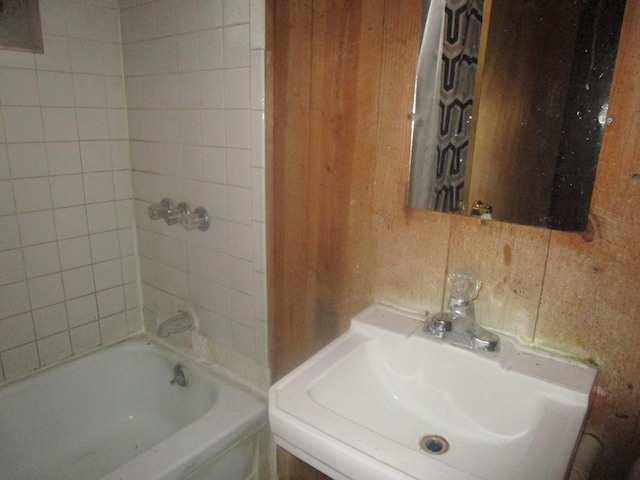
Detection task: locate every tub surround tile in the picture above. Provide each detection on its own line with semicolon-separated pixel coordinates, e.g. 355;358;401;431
96;286;126;318
0;313;35;351
37;331;72;366
0;0;267;392
59;236;92;270
23;242;61;279
18;211;57;246
80;141;113;172
62;266;96;300
70;322;102;354
29;273;65;310
0;282;31;320
1;343;39;380
0;68;40;105
93;258;124;291
99;311;131;344
3;107;44;143
35;35;72;72
50;175;86;208
13;178;52;213
231;321;256;359
198;29;224;70
123;0;268;393
90;231;121;263
0;250;26;285
227;186;252;224
86;202;118;233
47;142;83;175
32;303;68;338
38;71;77;107
176;0;199;34
0;181;14;215
42;107;79;141
7;143;48;178
67;294;99;329
0;1;140;381
54;206;89;240
0;216;21;251
0;148;10;179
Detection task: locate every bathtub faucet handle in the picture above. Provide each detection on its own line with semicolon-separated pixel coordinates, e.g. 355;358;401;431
178;203;210;232
148;198;174;221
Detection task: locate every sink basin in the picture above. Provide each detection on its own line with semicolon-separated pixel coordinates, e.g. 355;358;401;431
269;304;597;480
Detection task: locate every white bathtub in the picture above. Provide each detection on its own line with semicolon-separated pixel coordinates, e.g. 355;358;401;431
0;336;268;480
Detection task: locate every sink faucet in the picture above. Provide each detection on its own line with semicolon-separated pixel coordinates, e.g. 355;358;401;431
425;269;500;352
157;310;196;338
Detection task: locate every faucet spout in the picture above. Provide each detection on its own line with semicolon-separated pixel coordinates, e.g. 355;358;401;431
157;310;195;338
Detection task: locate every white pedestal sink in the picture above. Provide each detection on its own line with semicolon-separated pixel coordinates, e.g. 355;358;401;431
269;304;597;480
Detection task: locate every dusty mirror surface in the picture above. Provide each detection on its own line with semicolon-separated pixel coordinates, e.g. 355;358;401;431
407;0;625;231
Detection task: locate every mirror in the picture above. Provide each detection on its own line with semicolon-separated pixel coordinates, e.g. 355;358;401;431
407;0;626;231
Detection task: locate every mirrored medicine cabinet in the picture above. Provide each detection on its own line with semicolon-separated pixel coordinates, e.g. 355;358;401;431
407;0;626;231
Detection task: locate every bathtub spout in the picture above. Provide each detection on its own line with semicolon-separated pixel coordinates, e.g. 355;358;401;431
157;310;195;338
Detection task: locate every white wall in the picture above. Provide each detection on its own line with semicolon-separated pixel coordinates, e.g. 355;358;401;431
0;0;140;382
120;0;269;389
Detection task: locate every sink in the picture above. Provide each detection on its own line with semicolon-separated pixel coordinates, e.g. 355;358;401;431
269;304;597;480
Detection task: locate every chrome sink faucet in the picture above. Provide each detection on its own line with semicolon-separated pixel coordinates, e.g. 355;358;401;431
157;310;196;338
425;269;500;352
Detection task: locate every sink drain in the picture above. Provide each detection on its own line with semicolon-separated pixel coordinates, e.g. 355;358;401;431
419;435;449;455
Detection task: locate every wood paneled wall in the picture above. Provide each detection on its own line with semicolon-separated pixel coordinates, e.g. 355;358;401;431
267;0;640;478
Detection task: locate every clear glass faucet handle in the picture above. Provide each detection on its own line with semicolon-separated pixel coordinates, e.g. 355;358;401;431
447;268;482;301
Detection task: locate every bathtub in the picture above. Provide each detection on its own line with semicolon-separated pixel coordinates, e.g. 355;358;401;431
0;336;268;480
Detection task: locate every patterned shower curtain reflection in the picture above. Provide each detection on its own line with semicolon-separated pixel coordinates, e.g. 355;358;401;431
408;0;483;212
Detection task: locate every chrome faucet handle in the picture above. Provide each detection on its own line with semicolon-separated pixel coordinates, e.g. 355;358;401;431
164;202;189;225
148;198;174;220
448;268;482;302
426;312;452;339
180;205;211;232
472;328;500;352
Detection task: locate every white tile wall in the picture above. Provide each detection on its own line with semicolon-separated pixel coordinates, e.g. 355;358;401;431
0;0;140;382
121;0;268;376
0;0;267;389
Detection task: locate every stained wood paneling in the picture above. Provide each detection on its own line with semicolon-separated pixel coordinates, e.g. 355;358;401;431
371;1;451;315
447;217;550;343
267;0;640;478
268;0;386;382
535;0;640;475
268;0;316;381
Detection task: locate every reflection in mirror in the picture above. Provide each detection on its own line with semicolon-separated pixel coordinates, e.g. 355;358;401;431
408;0;626;231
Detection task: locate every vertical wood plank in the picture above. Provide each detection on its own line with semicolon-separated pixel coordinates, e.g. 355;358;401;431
371;0;451;315
269;0;386;383
305;0;384;345
268;0;315;381
535;0;640;475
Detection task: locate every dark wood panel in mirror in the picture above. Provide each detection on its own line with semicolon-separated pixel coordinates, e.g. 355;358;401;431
408;0;625;231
